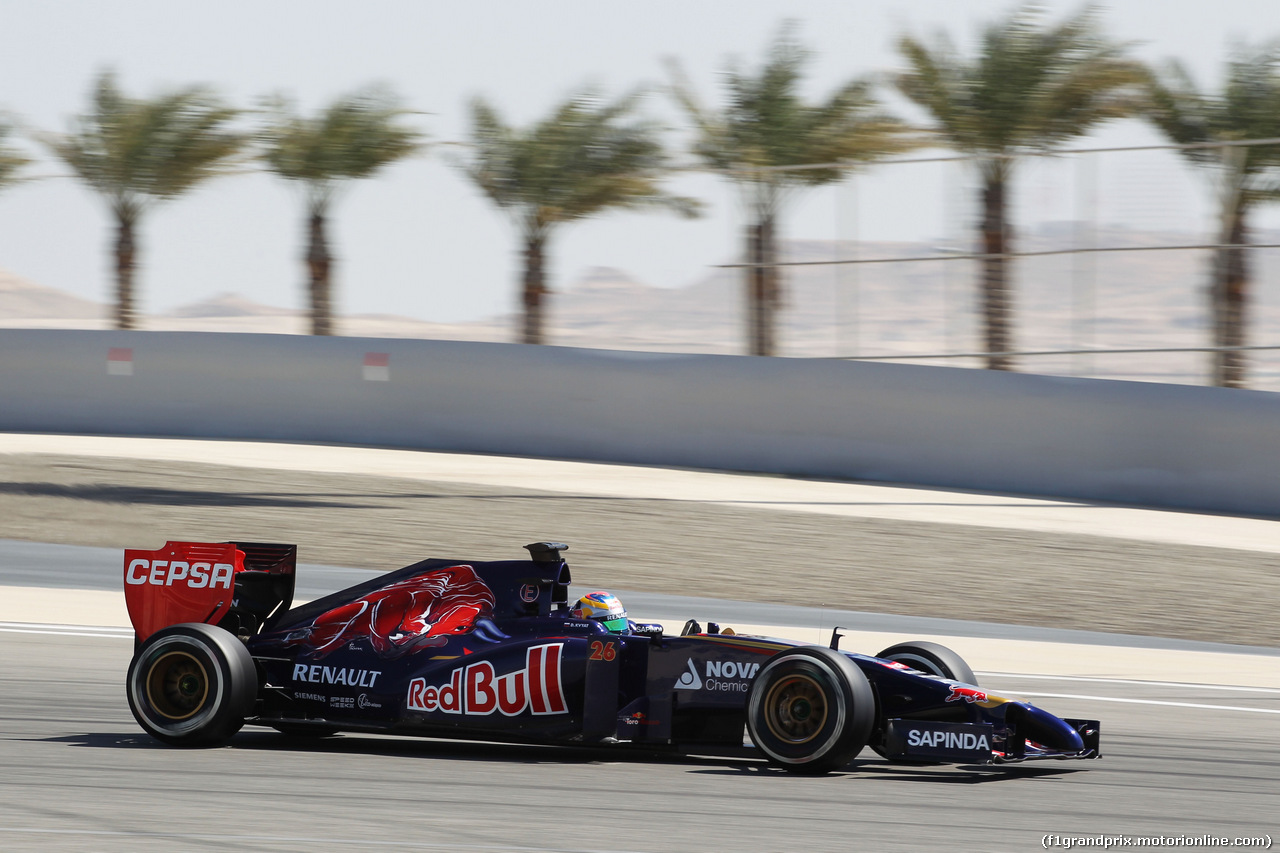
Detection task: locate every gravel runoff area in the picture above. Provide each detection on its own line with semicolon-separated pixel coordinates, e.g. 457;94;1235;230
0;450;1277;648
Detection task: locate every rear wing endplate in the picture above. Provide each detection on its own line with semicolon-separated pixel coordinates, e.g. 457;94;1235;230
124;541;297;642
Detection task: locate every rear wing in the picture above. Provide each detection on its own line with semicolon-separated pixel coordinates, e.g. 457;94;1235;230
124;541;297;642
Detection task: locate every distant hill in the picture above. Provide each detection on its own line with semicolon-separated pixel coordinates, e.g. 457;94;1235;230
166;292;296;319
0;269;102;320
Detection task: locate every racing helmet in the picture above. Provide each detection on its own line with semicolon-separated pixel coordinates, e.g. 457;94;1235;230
572;591;628;633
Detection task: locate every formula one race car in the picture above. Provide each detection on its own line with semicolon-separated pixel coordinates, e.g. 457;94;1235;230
123;541;1100;774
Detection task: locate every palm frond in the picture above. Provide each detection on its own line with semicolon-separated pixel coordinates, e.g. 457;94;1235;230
260;85;426;214
44;70;246;222
0;119;31;191
460;89;697;241
1148;41;1280;177
671;21;912;210
897;6;1144;158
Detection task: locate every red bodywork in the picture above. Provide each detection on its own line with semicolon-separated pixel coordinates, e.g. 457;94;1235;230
123;542;245;641
284;564;496;658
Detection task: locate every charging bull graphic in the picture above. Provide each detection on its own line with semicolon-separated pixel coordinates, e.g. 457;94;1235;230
284;564;506;659
945;685;989;704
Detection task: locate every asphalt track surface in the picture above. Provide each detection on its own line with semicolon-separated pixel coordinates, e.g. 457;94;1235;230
2;625;1278;853
1;437;1278;851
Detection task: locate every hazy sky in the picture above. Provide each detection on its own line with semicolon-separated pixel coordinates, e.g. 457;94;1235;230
1;0;1277;323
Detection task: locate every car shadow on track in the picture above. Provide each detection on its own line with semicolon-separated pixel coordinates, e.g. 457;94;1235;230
686;762;1087;782
0;481;378;509
36;728;762;772
237;730;784;773
842;763;1088;783
40;731;1091;782
36;732;173;750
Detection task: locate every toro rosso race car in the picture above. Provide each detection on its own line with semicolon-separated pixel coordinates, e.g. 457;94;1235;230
123;541;1100;774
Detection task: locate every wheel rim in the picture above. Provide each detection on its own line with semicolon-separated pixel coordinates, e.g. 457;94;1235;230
762;673;828;744
145;651;210;720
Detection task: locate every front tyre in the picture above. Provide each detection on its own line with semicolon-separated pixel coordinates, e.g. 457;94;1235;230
875;641;976;685
126;623;258;747
746;646;875;775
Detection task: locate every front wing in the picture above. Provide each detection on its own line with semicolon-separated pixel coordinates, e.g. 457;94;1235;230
879;717;1101;764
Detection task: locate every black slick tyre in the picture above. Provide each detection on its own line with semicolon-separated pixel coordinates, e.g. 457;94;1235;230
875;641;977;685
872;641;976;763
746;646;875;775
126;622;258;747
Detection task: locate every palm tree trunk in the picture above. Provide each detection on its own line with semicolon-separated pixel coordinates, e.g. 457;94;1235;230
980;173;1014;371
746;215;780;356
1211;201;1249;388
522;234;548;345
306;210;333;336
114;216;137;331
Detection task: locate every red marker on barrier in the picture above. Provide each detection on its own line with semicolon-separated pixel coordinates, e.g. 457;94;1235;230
107;347;133;376
363;352;390;381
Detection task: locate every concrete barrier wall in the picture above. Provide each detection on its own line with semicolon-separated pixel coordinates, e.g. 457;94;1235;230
2;329;1278;516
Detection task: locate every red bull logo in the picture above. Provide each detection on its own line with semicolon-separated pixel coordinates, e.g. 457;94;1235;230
945;685;989;704
406;643;567;716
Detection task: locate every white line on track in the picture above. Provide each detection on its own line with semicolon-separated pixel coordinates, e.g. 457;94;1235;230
0;827;637;852
1009;690;1280;714
977;671;1280;695
0;622;132;639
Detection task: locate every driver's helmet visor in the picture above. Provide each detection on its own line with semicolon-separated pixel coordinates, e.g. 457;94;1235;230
601;616;628;633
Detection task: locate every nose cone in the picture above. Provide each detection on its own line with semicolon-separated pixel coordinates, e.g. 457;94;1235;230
1010;703;1085;752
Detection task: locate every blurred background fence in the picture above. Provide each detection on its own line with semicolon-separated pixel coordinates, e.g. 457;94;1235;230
714;138;1280;391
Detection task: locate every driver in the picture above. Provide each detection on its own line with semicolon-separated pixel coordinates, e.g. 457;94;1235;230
572;591;662;638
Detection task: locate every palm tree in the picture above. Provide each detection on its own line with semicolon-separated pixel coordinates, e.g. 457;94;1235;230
668;24;912;357
1147;43;1280;388
44;71;244;330
260;86;424;336
459;90;697;345
897;7;1146;370
0;118;29;193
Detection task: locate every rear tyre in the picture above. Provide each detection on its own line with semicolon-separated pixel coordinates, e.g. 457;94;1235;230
875;641;976;685
126;623;257;747
746;646;875;775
